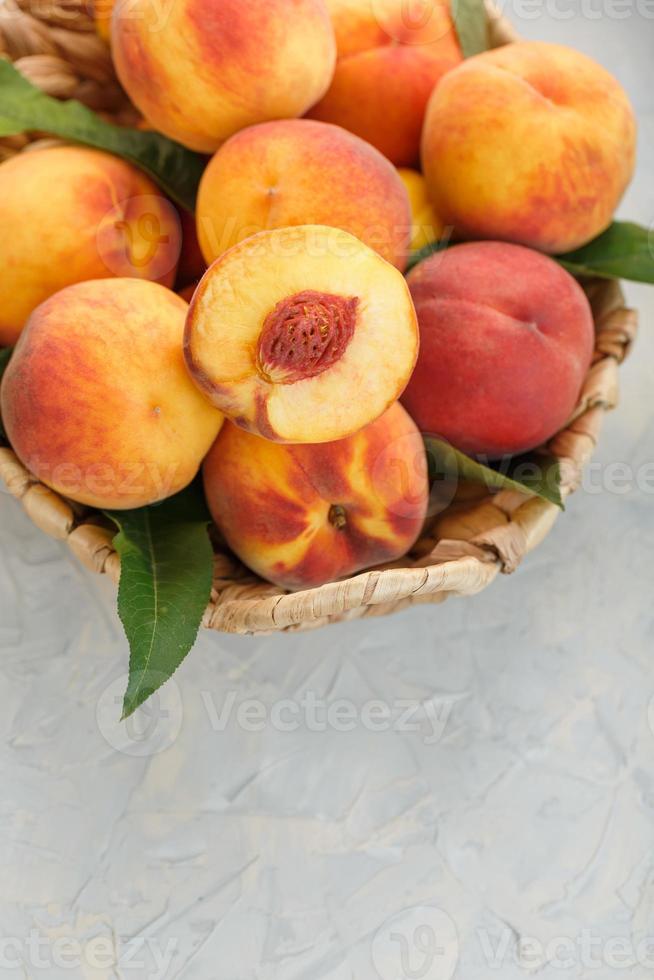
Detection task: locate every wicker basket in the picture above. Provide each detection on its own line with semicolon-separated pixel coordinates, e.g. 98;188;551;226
0;0;638;634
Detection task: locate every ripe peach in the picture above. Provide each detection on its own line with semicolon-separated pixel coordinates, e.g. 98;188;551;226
397;168;444;252
196;119;411;270
203;404;428;591
422;42;637;253
0;146;181;347
307;0;461;166
185;225;419;444
402;242;595;457
1;279;223;510
111;0;336;153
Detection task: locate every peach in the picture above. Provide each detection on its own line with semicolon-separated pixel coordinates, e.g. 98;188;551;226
196;119;411;270
421;41;637;253
111;0;336;153
185;225;419;444
307;0;461;166
0;146;181;347
402;242;595;457
397;168;444;252
203;403;428;591
1;279;223;509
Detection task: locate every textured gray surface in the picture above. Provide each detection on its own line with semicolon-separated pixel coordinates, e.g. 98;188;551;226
1;10;653;979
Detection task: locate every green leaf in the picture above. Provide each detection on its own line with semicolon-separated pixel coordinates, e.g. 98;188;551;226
406;238;451;274
0;60;205;211
0;117;25;137
425;437;564;509
452;0;489;58
408;221;654;286
0;346;14;441
557;221;654;284
106;481;214;719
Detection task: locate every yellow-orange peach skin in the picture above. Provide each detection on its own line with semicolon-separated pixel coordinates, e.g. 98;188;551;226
0;146;181;347
1;279;223;509
112;0;336;152
196;119;411;269
421;41;637;253
184;225;419;444
203;404;429;591
397;168;444;251
308;0;461;166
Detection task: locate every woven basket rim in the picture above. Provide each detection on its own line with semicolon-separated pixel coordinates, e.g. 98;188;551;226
0;2;639;634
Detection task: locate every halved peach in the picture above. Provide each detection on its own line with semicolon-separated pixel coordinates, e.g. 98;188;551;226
184;225;419;443
203;403;429;591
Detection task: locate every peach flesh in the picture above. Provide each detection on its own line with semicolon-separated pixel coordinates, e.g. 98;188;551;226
184;225;419;444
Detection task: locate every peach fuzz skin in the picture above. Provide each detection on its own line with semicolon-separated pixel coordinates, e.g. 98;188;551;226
421;41;637;254
1;279;224;510
402;242;595;458
0;146;181;347
307;0;461;166
184;225;419;445
196;119;411;270
111;0;336;152
203;404;429;591
397;168;444;251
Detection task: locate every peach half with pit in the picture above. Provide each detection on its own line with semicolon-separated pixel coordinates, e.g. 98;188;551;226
184;226;419;443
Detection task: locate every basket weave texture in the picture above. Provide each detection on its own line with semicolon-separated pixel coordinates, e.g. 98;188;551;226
0;1;638;633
